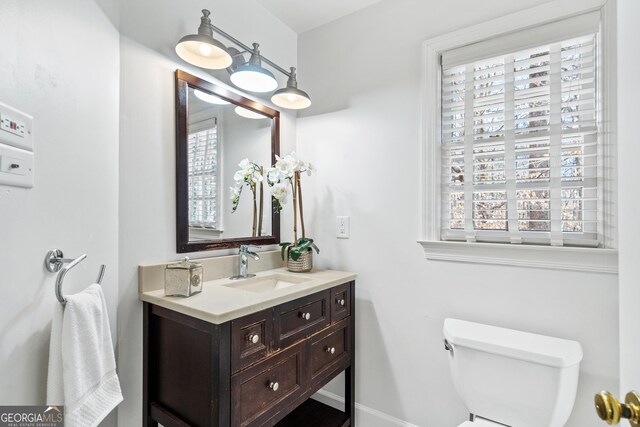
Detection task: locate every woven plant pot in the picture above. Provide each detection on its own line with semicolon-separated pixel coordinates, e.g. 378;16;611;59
287;249;313;273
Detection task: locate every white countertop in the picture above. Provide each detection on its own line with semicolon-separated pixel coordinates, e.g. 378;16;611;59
139;268;356;324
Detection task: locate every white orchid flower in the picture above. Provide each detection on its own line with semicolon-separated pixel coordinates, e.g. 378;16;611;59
251;170;264;184
302;161;314;176
274;152;299;178
238;158;251;170
233;170;246;183
230;185;241;200
267;167;281;184
271;183;289;204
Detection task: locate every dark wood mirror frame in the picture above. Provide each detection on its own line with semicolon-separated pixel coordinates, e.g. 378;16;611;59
175;69;281;253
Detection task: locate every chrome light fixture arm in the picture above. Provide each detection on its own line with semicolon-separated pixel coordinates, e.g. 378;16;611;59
208;22;292;78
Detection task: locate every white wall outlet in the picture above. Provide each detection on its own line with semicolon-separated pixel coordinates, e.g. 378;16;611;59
337;216;350;239
0;102;34;152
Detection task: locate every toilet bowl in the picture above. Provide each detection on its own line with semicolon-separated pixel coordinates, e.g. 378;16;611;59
444;318;583;427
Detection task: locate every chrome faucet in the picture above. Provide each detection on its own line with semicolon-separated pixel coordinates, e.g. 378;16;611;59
230;245;260;280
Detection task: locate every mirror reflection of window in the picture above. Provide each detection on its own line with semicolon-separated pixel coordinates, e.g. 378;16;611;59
188;117;219;230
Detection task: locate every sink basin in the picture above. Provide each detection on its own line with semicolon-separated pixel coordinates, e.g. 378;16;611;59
223;273;311;293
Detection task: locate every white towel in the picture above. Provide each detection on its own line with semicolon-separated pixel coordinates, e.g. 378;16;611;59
47;284;123;427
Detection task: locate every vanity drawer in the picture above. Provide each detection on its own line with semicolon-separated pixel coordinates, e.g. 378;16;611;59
309;319;350;387
231;343;306;427
330;282;351;323
273;291;330;349
231;309;273;373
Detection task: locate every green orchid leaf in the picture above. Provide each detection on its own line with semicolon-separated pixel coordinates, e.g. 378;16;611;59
297;240;311;251
290;249;302;261
280;242;292;260
310;242;320;254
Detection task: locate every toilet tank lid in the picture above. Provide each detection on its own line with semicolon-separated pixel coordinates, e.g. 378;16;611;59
443;318;583;368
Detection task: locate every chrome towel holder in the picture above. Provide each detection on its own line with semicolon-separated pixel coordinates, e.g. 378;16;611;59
45;248;106;305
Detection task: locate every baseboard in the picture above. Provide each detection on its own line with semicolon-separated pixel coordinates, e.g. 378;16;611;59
312;390;420;427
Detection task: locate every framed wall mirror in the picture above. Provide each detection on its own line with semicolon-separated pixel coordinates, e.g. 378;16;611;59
175;70;280;252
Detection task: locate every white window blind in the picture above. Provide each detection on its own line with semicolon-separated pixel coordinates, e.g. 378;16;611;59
188;117;219;229
440;12;602;247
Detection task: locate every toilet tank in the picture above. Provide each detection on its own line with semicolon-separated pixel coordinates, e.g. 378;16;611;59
443;319;583;427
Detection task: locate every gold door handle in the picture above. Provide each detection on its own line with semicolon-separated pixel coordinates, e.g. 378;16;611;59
594;390;640;425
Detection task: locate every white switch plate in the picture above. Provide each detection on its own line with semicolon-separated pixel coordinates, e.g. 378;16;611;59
337;216;350;239
0;102;33;152
0;144;33;188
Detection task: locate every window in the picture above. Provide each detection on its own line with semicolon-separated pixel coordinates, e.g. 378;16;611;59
188;117;219;229
440;12;602;247
420;3;618;273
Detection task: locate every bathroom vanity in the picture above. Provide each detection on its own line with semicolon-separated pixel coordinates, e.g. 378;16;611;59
139;254;355;427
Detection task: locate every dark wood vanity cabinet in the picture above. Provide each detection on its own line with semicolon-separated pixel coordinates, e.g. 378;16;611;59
143;281;355;427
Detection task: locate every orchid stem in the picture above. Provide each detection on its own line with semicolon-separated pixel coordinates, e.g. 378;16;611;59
258;167;264;237
252;185;257;238
292;175;298;245
297;172;305;240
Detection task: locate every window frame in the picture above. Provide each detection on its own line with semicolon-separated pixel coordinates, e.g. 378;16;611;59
418;0;617;273
187;110;223;234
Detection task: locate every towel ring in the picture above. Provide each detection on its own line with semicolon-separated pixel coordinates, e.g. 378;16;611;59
45;249;106;305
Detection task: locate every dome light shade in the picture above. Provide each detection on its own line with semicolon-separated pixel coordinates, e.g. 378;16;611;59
235;106;267;120
230;43;278;93
271;67;312;109
194;89;230;105
175;10;232;69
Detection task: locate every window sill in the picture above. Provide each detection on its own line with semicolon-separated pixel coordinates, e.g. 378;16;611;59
417;240;618;274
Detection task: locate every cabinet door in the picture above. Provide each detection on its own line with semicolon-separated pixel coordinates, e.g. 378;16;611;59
231;343;306;427
273;291;330;349
231;309;273;373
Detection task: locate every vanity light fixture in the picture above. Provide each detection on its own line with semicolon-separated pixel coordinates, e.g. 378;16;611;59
193;89;230;105
176;9;312;109
175;10;232;69
234;106;267;120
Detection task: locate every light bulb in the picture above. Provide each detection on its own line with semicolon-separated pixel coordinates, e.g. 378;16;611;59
199;43;213;56
287;94;297;102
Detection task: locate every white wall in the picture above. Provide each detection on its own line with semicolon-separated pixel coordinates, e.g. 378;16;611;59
116;1;297;424
617;0;640;396
0;0;120;425
297;0;619;425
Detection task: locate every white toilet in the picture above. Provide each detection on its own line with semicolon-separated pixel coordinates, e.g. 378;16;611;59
443;318;583;427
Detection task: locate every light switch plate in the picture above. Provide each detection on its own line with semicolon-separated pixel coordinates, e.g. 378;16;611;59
0;144;33;188
337;216;350;239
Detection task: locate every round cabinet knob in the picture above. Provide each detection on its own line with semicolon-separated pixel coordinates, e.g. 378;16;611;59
268;381;279;392
337;298;345;307
247;334;260;344
325;346;336;355
594;390;640;426
300;312;311;321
